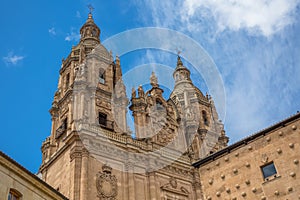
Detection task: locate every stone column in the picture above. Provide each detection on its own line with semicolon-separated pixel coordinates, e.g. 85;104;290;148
80;93;85;120
70;147;82;200
148;171;157;200
192;169;203;200
80;149;89;200
126;161;135;199
90;94;96;124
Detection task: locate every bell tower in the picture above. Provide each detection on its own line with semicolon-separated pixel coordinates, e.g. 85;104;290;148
40;12;103;164
39;12;128;200
170;56;229;160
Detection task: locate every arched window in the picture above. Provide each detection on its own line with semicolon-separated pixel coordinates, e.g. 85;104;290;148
99;69;105;84
65;73;70;88
202;110;209;126
8;188;22;200
156;100;164;110
63;117;68;131
92;29;97;37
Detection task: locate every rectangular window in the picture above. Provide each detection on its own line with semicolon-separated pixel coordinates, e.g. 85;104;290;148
99;112;107;126
156;100;164;110
8;189;21;200
63;118;68;130
55;117;68;139
66;73;70;87
261;162;277;180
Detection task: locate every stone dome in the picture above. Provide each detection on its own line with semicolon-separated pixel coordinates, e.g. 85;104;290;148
87;44;112;62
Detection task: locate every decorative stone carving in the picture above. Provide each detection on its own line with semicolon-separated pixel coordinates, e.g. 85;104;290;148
160;177;189;198
277;148;282;154
290;172;296;177
96;164;118;200
245;162;251;167
169;177;177;188
261;154;269;163
245;180;250;185
226;187;231;193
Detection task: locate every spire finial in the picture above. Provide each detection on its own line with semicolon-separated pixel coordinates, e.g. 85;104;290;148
177;55;183;66
176;49;181;56
175;48;183;66
150;71;158;87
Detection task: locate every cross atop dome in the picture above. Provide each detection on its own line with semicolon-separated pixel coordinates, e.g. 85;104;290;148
79;7;101;44
88;4;94;14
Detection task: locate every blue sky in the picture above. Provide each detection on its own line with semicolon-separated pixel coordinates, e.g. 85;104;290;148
0;0;299;173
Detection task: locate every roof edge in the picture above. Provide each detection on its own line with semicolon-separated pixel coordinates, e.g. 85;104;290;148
0;151;69;200
192;111;300;168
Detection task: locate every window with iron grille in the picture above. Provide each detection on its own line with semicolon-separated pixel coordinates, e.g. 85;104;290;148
261;162;277;180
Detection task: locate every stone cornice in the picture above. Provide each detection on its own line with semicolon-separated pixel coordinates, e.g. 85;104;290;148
39;132;81;172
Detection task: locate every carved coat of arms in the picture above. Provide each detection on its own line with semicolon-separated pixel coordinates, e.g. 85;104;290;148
96;165;118;200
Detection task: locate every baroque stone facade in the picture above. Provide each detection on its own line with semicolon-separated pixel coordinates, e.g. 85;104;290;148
36;13;300;200
39;13;227;200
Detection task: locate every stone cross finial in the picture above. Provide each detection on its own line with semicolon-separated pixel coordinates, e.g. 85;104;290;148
87;4;94;14
175;48;182;56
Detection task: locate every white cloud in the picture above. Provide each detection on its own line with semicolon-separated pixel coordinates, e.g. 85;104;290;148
182;0;300;37
3;52;25;65
133;0;300;142
65;31;80;42
137;0;300;37
48;27;56;36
